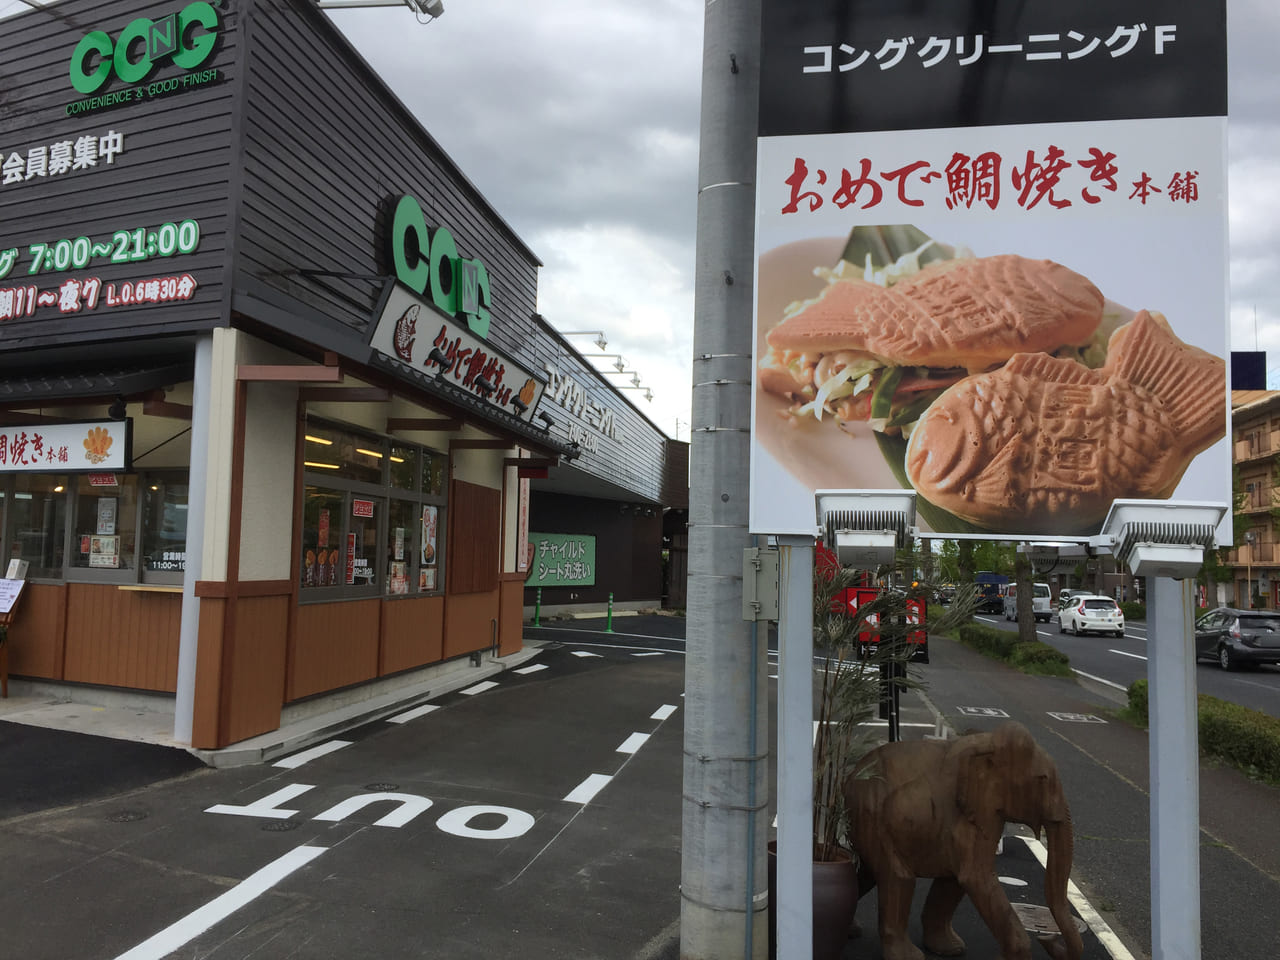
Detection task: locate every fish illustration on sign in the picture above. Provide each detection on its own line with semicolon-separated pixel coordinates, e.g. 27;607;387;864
904;310;1225;533
393;304;418;362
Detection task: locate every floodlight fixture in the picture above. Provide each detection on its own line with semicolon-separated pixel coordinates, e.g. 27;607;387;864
581;353;626;372
560;330;609;351
1017;541;1091;576
315;0;444;16
1100;500;1228;579
815;489;916;569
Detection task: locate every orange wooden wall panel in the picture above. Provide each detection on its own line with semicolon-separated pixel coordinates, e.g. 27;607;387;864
379;595;444;676
498;577;524;657
288;598;380;701
191;598;226;750
6;582;67;680
223;596;289;744
449;481;500;594
62;584;181;692
443;589;498;659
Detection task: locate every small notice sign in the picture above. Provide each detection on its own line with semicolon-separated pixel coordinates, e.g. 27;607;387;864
0;578;25;616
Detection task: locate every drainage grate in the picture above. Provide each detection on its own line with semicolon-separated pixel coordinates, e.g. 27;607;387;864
260;820;301;832
107;809;148;823
364;782;400;792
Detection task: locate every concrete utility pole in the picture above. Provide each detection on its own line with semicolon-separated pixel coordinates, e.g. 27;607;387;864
680;0;764;957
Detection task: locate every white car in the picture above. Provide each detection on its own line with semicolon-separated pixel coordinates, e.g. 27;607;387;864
1058;594;1125;637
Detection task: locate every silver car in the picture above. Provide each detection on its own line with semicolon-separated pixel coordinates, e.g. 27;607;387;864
1058;594;1125;637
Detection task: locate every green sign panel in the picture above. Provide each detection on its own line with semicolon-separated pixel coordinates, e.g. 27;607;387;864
65;1;221;115
526;533;595;587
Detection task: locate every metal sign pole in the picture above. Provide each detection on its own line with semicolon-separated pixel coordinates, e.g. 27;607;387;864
775;535;814;960
1101;500;1225;960
1147;575;1201;960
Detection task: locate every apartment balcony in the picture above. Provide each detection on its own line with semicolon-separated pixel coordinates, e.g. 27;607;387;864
1236;433;1280;463
1231;542;1277;564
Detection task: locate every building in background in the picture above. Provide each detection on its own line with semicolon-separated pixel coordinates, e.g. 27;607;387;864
0;0;681;748
1227;390;1280;608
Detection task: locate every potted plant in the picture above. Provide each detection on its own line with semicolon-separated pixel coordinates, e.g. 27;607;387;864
782;549;974;960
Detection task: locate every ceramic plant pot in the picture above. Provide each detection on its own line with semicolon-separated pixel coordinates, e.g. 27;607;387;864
768;841;859;960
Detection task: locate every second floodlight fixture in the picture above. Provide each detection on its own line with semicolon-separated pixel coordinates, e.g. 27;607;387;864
410;0;444;17
815;489;917;569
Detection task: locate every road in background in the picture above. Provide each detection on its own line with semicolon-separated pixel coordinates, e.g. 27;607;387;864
978;613;1280;718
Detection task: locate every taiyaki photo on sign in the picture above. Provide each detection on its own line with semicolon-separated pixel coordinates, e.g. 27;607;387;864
751;225;1229;537
760;253;1106;434
904;310;1226;534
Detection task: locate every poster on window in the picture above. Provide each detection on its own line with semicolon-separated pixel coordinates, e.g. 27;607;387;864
750;0;1230;540
89;535;119;568
96;497;117;535
422;506;442;591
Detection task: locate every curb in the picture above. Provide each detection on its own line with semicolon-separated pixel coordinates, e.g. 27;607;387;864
189;641;549;768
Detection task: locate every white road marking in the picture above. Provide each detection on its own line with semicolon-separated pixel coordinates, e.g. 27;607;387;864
112;845;327;960
272;740;352;769
514;663;548;674
617;732;650;754
387;703;439;724
1109;649;1147;661
313;792;434;828
1024;836;1136;960
461;680;499;695
206;784;314;818
563;773;613;804
999;876;1029;887
651;704;678;721
631;651;665;657
436;805;535;840
1048;712;1108;724
571;650;602;658
1072;669;1128;692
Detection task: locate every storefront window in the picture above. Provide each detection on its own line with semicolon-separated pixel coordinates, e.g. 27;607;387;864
348;497;378;588
390;445;417;491
302;417;447;602
387;498;415;595
423;451;446;496
140;479;189;580
8;475;67;578
303;424;383;484
301;487;345;588
70;474;137;571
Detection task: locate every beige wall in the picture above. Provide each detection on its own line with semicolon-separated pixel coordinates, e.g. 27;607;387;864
239;381;298;581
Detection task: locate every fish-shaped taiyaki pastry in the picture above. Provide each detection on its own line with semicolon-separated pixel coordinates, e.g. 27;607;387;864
760;254;1105;426
393;304;418;361
766;254;1103;370
903;310;1225;533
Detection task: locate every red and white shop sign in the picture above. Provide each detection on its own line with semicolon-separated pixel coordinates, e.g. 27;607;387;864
346;532;356;585
88;473;118;486
352;499;374;518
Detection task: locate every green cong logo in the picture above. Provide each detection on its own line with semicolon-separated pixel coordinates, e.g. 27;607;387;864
69;2;221;95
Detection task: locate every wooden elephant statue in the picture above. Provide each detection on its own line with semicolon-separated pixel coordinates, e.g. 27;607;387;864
842;721;1082;960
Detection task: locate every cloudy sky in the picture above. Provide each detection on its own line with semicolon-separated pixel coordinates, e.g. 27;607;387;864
324;0;1280;442
6;1;1271;437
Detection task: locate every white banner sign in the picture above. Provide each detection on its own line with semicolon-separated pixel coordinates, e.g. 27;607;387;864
0;419;130;472
369;284;545;424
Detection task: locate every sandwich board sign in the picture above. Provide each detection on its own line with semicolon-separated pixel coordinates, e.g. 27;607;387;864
748;0;1230;540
